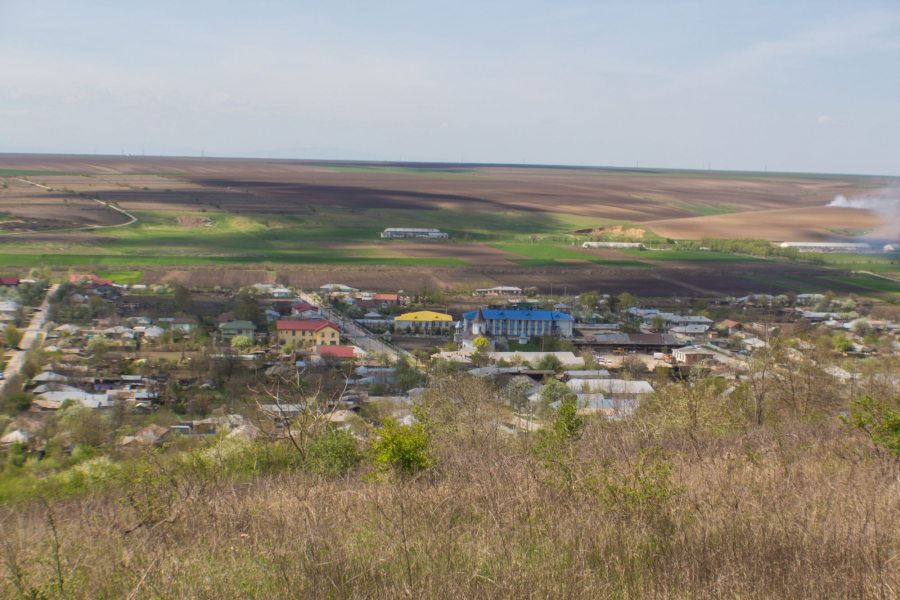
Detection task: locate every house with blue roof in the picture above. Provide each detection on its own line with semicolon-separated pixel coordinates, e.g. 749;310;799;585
457;308;575;341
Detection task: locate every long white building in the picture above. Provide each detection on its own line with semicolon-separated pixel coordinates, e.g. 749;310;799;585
779;241;871;253
381;228;448;239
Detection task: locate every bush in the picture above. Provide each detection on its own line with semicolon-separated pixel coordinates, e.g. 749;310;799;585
307;429;362;476
2;391;33;415
369;418;433;476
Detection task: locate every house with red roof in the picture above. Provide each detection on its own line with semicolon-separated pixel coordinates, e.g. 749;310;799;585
276;320;341;346
69;274;114;287
720;319;743;335
315;345;356;360
0;277;19;286
373;293;399;305
291;301;319;318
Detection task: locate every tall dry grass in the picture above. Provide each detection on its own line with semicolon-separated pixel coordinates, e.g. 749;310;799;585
1;413;897;599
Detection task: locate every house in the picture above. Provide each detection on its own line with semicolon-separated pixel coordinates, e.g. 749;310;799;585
673;346;715;365
457;309;575;340
33;391;111;410
669;324;711;337
553;303;571;314
475;286;523;296
795;294;825;304
320;284;358;295
565;379;653;399
143;325;165;339
721;319;742;335
69;274;114;287
316;345;357;360
218;320;258;341
550;395;635;418
587;333;685;353
0;277;19;286
800;311;841;322
0;430;32;448
0;301;19;315
291;301;319;317
373;293;400;306
488;352;585;367
33;372;69;383
170;317;198;333
394;310;454;332
275;320;341;346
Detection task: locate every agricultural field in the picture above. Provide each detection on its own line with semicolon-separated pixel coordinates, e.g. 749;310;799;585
816;253;900;274
824;274;900;297
619;250;766;263
0;154;893;296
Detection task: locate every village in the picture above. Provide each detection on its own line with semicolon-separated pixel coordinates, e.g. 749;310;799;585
0;271;895;457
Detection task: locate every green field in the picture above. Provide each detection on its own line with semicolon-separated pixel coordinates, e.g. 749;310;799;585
619;250;765;262
490;244;594;260
490;244;650;268
815;253;900;274
675;204;742;216
824;274;900;296
95;270;144;284
0;209;631;268
741;276;818;293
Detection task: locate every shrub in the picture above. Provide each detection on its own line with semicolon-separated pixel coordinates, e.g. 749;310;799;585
307;429;362;476
369;418;433;476
842;395;900;457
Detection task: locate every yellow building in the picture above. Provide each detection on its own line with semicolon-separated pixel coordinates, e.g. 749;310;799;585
394;311;453;332
275;320;341;346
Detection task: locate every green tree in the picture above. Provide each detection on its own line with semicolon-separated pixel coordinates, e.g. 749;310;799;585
88;336;109;358
2;391;33;415
472;336;491;351
231;335;253;350
842;395;900;457
618;292;637;311
233;291;263;325
369;418;434;475
524;287;539;298
536;353;563;372
59;403;113;447
851;318;874;337
539;379;576;405
833;332;852;353
6;441;26;468
307;429;363;476
392;358;422;393
505;376;533;411
650;315;665;331
3;325;22;349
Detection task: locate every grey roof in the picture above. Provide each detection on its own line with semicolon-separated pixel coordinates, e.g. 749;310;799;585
591;333;682;346
565;370;611;378
565;379;654;395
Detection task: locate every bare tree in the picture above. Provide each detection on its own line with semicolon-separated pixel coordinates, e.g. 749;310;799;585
246;367;349;460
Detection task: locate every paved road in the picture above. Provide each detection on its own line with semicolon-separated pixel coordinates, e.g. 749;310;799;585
296;292;407;361
0;284;59;393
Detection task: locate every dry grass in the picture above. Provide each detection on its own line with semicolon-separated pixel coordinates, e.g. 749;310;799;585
0;413;897;598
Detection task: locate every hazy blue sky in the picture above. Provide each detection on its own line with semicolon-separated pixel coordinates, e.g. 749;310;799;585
1;1;898;175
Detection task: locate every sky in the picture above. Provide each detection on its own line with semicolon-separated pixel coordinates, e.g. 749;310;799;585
0;0;898;175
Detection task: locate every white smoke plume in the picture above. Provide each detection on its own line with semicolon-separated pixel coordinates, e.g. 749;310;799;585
827;188;900;240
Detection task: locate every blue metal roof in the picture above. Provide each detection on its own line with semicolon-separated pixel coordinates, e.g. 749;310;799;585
463;309;573;322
